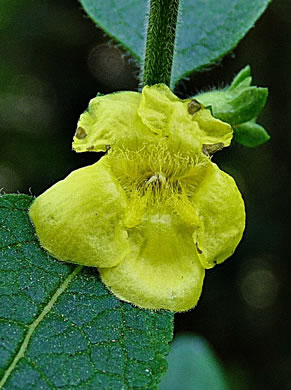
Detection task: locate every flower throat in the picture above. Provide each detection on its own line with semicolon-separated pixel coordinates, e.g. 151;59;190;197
108;144;207;228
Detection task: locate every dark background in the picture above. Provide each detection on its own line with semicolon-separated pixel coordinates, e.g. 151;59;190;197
0;1;290;389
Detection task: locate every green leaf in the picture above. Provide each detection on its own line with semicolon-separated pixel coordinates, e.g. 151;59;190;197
159;334;230;390
79;0;270;85
234;121;270;147
0;194;173;389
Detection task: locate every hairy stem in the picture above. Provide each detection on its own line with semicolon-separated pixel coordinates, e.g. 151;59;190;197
142;0;180;88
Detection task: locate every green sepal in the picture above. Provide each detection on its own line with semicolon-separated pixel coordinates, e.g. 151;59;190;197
233;121;270;147
196;66;270;147
221;87;268;125
228;65;251;90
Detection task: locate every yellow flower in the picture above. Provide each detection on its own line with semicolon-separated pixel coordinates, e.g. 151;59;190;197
29;84;245;312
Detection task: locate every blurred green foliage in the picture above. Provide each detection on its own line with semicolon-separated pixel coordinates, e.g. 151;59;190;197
159;334;230;390
0;1;290;389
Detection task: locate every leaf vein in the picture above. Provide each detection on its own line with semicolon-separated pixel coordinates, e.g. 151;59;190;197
0;265;83;389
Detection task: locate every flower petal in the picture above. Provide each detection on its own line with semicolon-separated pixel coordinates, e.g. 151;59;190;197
29;157;130;267
138;84;180;136
73;91;155;153
193;108;233;148
137;84;232;153
73;85;233;156
191;162;245;269
100;211;205;312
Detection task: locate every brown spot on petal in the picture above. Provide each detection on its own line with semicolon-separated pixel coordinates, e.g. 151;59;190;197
86;145;95;151
188;99;201;115
75;127;87;139
195;242;203;254
202;142;224;156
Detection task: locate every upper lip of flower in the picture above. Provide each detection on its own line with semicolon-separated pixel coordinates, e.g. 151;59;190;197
72;84;233;156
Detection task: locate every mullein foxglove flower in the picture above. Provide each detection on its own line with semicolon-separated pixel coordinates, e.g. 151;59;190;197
29;84;245;312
